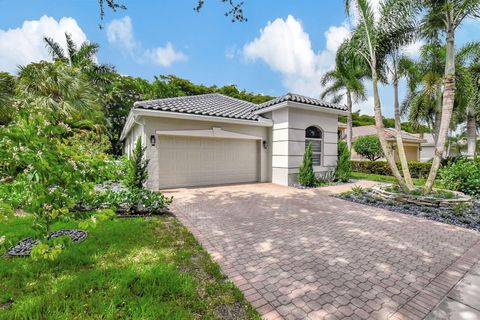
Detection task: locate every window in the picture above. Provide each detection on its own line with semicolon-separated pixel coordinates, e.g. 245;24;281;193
305;126;322;166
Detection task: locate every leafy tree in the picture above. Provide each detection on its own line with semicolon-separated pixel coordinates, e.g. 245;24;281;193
336;140;352;182
125;137;149;190
0;72;16;126
321;44;368;151
298;143;317;187
353;135;384;161
419;0;480;192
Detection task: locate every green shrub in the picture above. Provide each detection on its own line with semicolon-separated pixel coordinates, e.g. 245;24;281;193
353;135;384;161
439;159;480;196
351;160;432;179
298;143;317;187
336;140;352;182
125;138;149;190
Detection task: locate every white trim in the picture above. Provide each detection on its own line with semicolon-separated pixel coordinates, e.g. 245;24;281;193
254;101;348;116
135;109;273;126
156;127;262;140
120;108;273;141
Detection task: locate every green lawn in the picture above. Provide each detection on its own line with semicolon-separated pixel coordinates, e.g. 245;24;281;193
0;216;259;320
351;172;443;187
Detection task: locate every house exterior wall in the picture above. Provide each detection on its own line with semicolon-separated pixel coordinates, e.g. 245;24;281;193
123;122;145;157
420;145;435;162
141;116;271;190
271;106;338;186
351;141;420;162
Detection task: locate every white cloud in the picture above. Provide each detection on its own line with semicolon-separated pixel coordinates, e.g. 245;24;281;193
0;15;87;73
243;15;350;97
225;45;237;59
354;96;375;116
403;40;424;59
145;42;187;67
106;16;187;67
106;16;137;53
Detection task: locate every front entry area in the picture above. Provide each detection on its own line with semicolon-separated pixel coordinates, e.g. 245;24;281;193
157;135;259;188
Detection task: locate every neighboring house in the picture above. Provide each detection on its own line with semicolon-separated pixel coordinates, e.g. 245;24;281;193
121;93;347;189
343;125;425;162
412;133;436;162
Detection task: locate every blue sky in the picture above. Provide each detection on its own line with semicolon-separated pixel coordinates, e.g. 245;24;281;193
1;0;479;117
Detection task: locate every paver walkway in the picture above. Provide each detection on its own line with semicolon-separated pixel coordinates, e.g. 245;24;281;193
164;183;480;320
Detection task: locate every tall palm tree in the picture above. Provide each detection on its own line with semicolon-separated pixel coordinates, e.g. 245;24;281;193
455;42;480;158
344;0;417;192
44;33;114;85
401;42;445;142
420;0;480;192
321;44;368;151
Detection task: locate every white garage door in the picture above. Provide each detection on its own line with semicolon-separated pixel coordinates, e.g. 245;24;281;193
158;136;259;188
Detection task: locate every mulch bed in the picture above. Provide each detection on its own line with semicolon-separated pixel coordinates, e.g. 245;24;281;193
337;191;480;232
6;229;88;257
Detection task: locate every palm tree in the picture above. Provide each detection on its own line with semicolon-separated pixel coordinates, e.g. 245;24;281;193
401;42;445;142
16;61;101;122
344;0;417;192
321;44;368;151
455;42;480;158
419;0;480;192
44;33;114;85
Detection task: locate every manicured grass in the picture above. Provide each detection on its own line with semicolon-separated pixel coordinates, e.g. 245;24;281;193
351;172;443;187
0;216;260;320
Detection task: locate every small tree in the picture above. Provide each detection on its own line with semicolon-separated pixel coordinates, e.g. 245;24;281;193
353;135;384;161
125;137;149;189
298;143;317;187
336;140;352;182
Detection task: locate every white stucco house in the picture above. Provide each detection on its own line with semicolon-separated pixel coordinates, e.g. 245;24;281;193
120;93;347;189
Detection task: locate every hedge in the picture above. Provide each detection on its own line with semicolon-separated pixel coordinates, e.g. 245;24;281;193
351;160;432;179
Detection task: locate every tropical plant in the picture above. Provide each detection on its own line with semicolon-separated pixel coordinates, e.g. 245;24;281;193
0;72;16;126
299;143;317;187
125;137;149;190
419;0;480;192
336;140;353;182
321;45;368;151
44;33;114;85
353;135;385;161
439;158;480;196
344;0;417;192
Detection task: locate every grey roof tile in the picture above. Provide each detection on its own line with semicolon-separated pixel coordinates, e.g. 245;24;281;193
134;93;260;121
253;92;347;112
133;92;346;122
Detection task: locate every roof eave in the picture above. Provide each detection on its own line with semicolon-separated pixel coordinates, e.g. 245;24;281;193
253;101;348;116
131;108;273;127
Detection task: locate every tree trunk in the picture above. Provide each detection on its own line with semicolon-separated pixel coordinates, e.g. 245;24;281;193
372;71;409;192
393;76;414;190
467;112;477;158
346;90;353;152
424;27;456;193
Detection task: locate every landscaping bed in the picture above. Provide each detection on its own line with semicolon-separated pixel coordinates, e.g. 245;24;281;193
0;216;260;320
338;187;480;231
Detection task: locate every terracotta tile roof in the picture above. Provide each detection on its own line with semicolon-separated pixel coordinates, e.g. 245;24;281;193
352;125;426;143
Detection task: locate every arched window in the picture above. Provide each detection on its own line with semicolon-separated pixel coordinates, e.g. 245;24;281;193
305;126;323;166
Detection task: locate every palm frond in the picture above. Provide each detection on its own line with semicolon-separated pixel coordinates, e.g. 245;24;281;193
43;37;67;61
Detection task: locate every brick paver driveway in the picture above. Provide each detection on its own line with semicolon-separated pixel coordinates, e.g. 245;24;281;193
165;183;480;320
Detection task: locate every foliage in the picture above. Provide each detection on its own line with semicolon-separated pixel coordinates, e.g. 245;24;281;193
298;143;317;187
125;138;149;190
336;140;352;182
0;216;259;319
83;188;173;214
352;160;432;179
353;135;384;161
0;72;16;126
439;159;480;196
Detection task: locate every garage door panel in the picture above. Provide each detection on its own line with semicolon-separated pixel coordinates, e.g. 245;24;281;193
158;136;258;188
